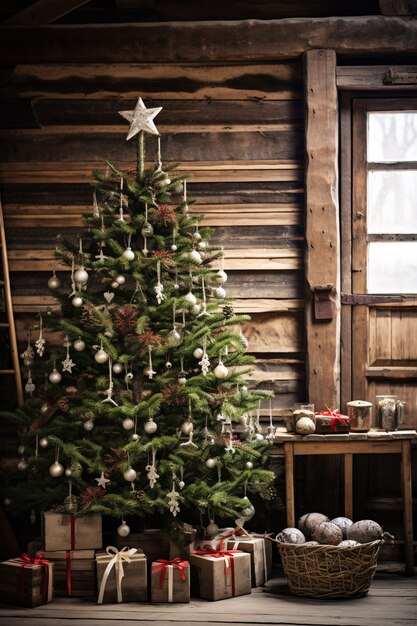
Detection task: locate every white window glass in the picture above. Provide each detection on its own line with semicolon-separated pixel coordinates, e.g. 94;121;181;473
368;112;417;163
368;242;417;293
367;170;417;234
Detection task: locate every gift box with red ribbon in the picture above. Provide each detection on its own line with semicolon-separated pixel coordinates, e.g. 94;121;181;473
189;546;251;601
0;553;53;607
315;409;350;434
221;528;269;587
42;512;102;551
151;558;190;603
40;549;95;598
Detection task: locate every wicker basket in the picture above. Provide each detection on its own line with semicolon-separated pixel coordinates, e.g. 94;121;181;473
278;540;381;599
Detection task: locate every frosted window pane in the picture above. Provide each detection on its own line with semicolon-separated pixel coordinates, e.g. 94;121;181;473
368;112;417;162
367;170;417;234
368;242;417;293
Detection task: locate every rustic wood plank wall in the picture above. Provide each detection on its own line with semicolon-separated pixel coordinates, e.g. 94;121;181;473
0;57;306;416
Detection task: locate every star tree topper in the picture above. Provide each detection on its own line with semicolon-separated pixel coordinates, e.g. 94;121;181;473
119;98;162;140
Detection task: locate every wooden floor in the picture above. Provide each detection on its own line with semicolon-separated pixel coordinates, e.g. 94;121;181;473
0;566;416;626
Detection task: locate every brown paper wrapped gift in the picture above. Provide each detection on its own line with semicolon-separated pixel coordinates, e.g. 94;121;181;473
224;536;267;587
42;512;102;551
40;549;96;598
151;558;190;603
96;547;147;604
315;411;350;434
0;555;53;607
189;547;251;601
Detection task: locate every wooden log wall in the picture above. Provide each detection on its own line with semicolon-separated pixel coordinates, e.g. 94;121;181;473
0;58;306;416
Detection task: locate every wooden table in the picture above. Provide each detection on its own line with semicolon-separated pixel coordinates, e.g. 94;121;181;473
277;431;416;575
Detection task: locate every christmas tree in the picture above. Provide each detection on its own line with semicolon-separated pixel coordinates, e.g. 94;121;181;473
3;98;275;539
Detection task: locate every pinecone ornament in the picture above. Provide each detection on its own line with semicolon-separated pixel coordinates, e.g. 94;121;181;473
222;304;235;319
81;306;101;330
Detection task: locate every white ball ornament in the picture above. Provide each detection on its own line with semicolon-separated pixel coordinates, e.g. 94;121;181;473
72;296;83;308
189;250;202;264
192;304;201;315
215;270;228;284
117;522;130;537
131;433;140;441
144;418;157;434
84;419;94;431
49;461;65;478
115;275;125;286
39;437;49;448
171;244;177;252
178;375;187;385
49;369;62;384
95;349;109;364
255;433;264;440
214;362;228;378
111;281;119;289
165;361;172;369
199;241;207;250
245;461;254;470
193;347;204;359
122;418;135;431
17;459;29;471
184;291;197;305
214;287;227;299
122;247;135;261
194;231;202;242
74;267;89;285
205;458;216;469
47;274;61;289
73;338;86;352
112;362;124;374
179;480;185;489
40;403;49;414
181;420;193;435
123;467;137;482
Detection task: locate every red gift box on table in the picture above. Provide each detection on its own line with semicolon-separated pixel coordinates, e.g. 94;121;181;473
151;558;190;603
0;554;53;608
315;409;350;434
189;546;251;601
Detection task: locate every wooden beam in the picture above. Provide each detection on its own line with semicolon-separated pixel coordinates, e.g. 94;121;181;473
337;65;417;90
304;49;340;408
379;0;415;15
1;17;417;63
3;0;92;25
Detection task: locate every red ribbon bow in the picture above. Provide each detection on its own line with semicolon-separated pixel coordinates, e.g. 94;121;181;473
152;558;188;589
192;546;240;596
317;407;350;432
19;553;49;602
219;526;251;550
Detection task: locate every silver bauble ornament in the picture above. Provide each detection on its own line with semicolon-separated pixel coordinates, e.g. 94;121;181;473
115;275;126;285
214;287;227;299
179;480;185;489
122;247;135;261
84;419;94;431
178;375;187;385
64;495;80;514
167;329;181;347
113;362;124;374
111;281;119;289
193;347;204;359
144;418;157;434
205;458;216;469
255;433;264;440
245;461;254;470
141;222;154;237
40;403;49;414
17;458;29;471
194;231;202;241
49;461;64;478
165;361;172;369
73;338;86;352
117;522;130;537
74;267;89;285
215;270;228;284
131;433;140;441
241;504;256;521
49;369;62;384
171;244;178;252
214;363;228;378
39;437;49;448
18;444;25;455
95;349;109;364
122;417;135;431
47;274;61;289
181;419;193;435
123;467;137;482
189;250;202;264
184;291;197;305
206;521;220;538
72;296;83;308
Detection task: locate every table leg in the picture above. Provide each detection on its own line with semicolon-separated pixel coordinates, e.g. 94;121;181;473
285;442;295;527
344;453;353;520
401;440;414;575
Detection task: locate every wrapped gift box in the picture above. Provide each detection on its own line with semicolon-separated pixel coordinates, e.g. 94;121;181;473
224;536;267;587
189;548;251;601
151;559;190;603
0;555;53;607
42;512;102;551
41;549;96;598
315;412;350;434
115;531;169;564
192;528;235;552
96;547;147;604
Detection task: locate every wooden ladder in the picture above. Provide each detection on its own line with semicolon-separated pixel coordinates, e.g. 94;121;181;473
0;196;24;406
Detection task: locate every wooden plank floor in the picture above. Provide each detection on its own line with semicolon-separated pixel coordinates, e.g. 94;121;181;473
0;565;416;626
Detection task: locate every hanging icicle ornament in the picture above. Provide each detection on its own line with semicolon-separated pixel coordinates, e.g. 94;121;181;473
25;369;36;395
154;135;171;186
123;234;135;261
167;474;180;517
93;190;100;218
47;269;61;290
118;177;126;222
62;335;75;373
49;446;64;478
214;355;228;378
181;399;193;435
239;327;249;349
102;358;118;405
154;259;165;304
173;270;179;290
197;277;209;317
167;303;181;347
147;345;156;379
183;179;189;214
49;361;62;384
266;398;276;442
254;405;264;440
198;336;211;376
34;315;45;357
21;332;35;367
95;214;108;261
171;227;177;252
146;447;159;488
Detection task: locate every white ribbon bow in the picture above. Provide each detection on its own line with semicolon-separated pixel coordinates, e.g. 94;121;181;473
97;546;137;604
